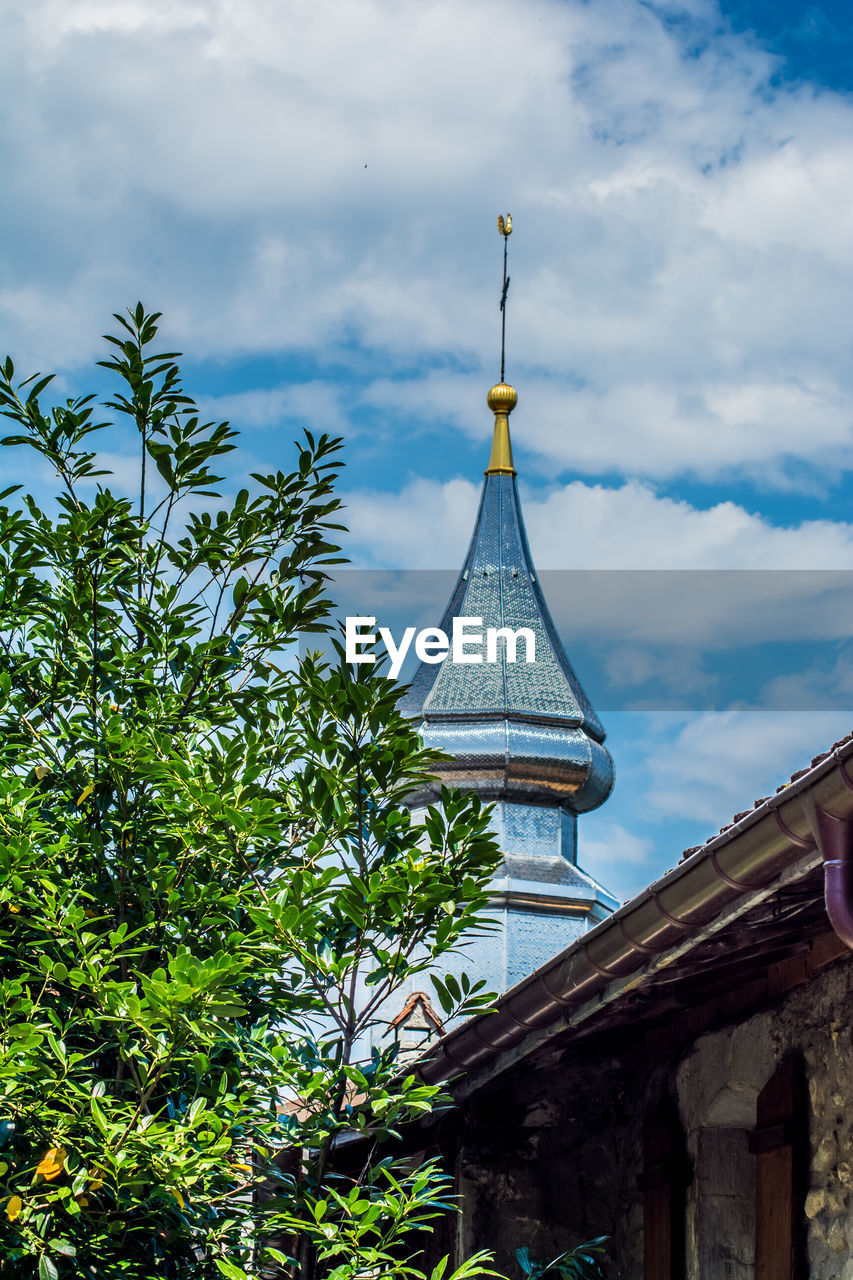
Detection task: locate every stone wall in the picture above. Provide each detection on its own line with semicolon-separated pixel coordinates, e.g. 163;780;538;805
456;1050;654;1279
795;965;853;1278
455;950;853;1280
675;1014;775;1279
675;958;853;1279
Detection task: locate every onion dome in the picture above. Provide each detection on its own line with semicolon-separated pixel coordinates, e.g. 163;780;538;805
401;382;614;815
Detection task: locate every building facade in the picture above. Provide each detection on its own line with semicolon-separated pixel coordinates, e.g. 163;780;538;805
406;733;853;1280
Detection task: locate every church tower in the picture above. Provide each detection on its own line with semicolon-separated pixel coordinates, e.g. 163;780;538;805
369;219;616;1059
399;380;617;1000
398;218;617;1007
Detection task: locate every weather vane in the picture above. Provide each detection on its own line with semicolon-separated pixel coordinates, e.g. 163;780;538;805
497;214;512;384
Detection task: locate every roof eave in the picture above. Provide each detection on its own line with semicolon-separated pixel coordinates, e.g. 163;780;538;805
414;734;853;1095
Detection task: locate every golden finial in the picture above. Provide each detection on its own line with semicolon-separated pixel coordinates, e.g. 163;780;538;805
487;383;518;414
485;215;517;475
484;381;517;476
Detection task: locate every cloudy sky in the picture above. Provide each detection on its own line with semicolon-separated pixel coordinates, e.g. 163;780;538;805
3;0;853;898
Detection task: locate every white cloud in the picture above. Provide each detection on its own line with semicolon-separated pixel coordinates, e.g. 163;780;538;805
338;477;853;705
579;821;655;867
575;708;853;900
640;709;853;824
342;476;481;569
341;473;853;570
758;648;853;712
3;0;853;485
577;820;658;903
356;367;853;485
197;382;349;435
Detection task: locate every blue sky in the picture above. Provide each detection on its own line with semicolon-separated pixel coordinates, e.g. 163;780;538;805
3;0;853;899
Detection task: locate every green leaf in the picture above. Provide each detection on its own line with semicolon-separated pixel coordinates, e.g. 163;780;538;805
186;1097;206;1125
214;1260;249;1280
25;374;56;403
48;1240;76;1258
430;975;454;1015
91;1097;109;1137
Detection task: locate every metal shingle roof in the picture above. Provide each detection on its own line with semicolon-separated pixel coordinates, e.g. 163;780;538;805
401;471;606;743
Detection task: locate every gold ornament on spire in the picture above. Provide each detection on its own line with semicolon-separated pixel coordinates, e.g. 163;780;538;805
486;213;517;476
484;381;517;476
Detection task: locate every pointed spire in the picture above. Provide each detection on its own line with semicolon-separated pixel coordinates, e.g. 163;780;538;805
403;210;613;819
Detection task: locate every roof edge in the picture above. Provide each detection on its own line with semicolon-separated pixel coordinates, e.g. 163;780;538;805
414;734;853;1092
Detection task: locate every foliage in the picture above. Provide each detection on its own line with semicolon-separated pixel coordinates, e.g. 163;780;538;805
515;1240;607;1280
0;306;502;1279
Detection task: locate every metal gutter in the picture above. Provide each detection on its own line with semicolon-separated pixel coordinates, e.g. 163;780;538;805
414;736;853;1091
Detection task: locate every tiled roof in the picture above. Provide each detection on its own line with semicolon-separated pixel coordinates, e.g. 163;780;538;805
400;472;605;740
499;852;604;889
678;731;853;863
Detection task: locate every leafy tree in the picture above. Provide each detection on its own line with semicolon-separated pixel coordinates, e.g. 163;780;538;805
0;307;501;1280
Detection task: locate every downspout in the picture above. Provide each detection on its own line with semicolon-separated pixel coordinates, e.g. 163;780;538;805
803;784;853;950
